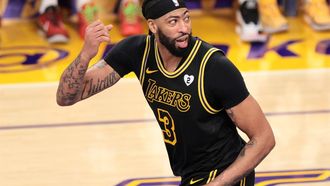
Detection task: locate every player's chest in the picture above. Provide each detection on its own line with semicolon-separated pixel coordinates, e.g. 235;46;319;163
142;61;201;113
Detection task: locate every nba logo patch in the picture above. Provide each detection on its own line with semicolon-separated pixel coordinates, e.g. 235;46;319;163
172;0;179;6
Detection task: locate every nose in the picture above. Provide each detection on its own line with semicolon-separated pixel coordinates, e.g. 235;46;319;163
178;20;189;34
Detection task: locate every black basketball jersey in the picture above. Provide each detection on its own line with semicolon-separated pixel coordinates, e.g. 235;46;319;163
105;35;249;178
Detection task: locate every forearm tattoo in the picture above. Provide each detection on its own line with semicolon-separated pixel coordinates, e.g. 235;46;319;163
239;139;256;157
221;139;256;186
81;70;119;99
57;55;88;104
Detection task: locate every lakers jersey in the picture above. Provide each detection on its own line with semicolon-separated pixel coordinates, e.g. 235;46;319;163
105;35;249;178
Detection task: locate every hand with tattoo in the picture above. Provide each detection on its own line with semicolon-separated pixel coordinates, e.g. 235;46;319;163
56;20;115;106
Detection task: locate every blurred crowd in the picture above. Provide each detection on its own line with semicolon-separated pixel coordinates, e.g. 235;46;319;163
1;0;330;43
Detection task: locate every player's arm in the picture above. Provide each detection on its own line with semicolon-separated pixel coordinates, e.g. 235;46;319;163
56;20;120;106
208;95;275;186
204;54;275;186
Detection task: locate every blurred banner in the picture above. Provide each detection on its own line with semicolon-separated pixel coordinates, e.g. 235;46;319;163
1;0;233;19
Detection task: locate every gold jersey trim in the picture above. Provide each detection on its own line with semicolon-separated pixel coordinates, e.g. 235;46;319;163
206;169;218;183
154;39;202;78
240;177;246;186
139;36;151;86
198;48;223;114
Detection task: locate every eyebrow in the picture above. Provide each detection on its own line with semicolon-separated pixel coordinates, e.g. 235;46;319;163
166;10;189;20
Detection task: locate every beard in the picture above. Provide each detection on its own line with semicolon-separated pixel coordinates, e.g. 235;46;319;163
158;29;192;57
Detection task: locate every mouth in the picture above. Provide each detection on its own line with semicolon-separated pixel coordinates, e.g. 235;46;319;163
176;35;189;48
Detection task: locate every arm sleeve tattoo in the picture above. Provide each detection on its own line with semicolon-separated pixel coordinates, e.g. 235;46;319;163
57;58;120;105
57;55;88;105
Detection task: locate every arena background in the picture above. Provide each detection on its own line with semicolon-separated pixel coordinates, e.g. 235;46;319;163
0;0;329;186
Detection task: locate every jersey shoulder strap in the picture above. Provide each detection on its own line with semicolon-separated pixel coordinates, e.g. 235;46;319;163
198;44;224;114
138;35;151;86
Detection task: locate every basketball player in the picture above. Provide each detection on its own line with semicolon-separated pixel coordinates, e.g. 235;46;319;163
56;0;275;185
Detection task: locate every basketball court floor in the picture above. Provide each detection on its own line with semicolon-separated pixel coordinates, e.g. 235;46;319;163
0;8;330;186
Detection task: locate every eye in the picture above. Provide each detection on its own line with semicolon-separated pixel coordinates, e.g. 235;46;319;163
169;19;177;26
184;16;190;23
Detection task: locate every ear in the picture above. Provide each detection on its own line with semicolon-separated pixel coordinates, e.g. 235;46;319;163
147;19;157;34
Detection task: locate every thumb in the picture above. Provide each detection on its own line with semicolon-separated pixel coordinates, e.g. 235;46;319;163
106;24;113;31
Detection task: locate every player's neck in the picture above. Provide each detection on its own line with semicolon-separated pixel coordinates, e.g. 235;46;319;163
157;42;182;72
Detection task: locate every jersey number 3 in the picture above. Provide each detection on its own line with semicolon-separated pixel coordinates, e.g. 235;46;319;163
157;109;177;145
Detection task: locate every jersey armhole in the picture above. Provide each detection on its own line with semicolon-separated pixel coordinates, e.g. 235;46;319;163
198;48;224;114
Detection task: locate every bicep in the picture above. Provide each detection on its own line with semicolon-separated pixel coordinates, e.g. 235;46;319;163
226;95;272;139
80;59;121;100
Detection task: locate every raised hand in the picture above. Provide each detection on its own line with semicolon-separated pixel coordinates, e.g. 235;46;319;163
81;20;113;61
